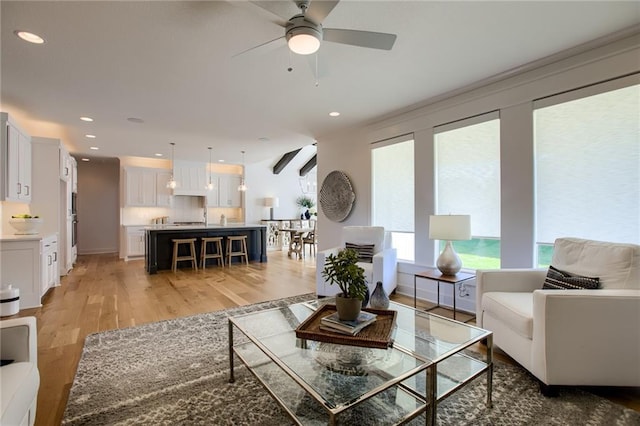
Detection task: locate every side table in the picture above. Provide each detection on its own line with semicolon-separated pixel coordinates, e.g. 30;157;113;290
414;270;475;321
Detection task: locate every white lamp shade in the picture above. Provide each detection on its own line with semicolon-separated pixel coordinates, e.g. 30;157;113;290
429;215;471;241
264;197;280;208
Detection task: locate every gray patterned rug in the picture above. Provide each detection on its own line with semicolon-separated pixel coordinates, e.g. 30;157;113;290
62;294;640;425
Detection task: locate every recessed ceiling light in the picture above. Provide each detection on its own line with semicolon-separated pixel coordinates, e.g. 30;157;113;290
127;117;144;124
90;146;99;150
329;111;340;117
81;158;90;162
155;153;163;157
80;116;94;122
218;159;225;162
258;137;270;142
14;30;45;44
85;134;96;138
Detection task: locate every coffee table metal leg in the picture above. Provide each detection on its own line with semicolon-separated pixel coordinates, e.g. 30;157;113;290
426;364;437;425
228;319;235;383
486;334;493;408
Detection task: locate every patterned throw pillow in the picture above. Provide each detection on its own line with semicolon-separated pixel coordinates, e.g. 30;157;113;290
542;265;600;290
345;242;375;263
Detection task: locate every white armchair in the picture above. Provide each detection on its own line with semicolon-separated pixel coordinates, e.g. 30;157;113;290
476;238;640;391
1;316;40;426
316;226;398;298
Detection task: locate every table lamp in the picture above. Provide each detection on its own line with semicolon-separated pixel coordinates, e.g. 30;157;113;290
264;197;279;220
429;214;471;276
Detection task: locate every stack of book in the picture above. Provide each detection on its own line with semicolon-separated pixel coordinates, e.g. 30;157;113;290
319;311;377;335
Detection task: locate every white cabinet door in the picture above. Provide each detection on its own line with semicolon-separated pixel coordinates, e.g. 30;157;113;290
156;171;173;206
60;147;71;181
172;160;207;195
3;118;32;202
125;168;157;206
71;157;78;193
126;229;146;257
206;176;220;207
218;174;243;207
41;235;59;296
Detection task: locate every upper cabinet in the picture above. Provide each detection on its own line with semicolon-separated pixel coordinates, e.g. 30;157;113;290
1;113;32;202
172;160;207;196
218;174;243;208
59;147;72;182
125;168;157;206
155;171;173;206
71;156;78;193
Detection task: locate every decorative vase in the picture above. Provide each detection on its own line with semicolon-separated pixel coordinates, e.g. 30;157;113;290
362;285;370;308
304;209;311;220
335;293;362;321
369;281;390;310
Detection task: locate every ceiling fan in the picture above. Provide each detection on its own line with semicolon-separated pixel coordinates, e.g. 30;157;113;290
236;0;397;57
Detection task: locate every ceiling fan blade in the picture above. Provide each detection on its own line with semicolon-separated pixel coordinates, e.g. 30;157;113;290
248;1;299;22
232;35;286;58
323;28;397;50
305;0;340;24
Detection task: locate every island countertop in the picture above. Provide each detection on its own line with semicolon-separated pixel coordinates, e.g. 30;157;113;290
144;224;267;274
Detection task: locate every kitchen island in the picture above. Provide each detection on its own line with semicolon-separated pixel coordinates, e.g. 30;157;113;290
145;224;267;274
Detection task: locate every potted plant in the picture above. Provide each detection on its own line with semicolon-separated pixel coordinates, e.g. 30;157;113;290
295;196;315;219
321;248;368;321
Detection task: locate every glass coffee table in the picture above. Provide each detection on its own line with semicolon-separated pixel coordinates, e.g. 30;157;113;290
228;299;492;425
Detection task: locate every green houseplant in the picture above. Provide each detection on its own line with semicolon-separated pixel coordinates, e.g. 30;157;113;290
322;248;368;321
295;196;315;219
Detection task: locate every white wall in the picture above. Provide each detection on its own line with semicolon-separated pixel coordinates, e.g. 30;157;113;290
244;145;318;224
317;31;640;308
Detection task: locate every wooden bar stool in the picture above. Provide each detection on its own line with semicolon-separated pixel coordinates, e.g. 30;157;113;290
226;235;249;266
171;238;198;272
200;236;224;269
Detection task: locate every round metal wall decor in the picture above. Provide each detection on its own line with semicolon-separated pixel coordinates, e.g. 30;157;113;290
319;170;355;222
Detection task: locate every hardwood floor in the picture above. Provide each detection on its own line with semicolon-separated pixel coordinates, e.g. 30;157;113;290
10;250;639;425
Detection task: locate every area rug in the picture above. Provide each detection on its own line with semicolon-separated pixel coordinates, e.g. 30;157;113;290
62;293;640;425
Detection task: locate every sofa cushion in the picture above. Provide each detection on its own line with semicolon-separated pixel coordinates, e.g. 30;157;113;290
482;292;533;339
345;242;375;263
542;265;600;290
341;226;385;254
552;238;640;289
1;362;39;426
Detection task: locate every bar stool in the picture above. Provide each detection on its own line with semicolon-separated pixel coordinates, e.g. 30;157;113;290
226;235;249;266
171;238;198;272
200;236;224;269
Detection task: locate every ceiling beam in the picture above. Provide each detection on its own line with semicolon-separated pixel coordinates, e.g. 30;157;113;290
272;148;302;174
299;154;317;177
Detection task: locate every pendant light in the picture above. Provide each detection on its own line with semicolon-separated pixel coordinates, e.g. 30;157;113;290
206;147;214;190
237;150;248;192
166;142;177;189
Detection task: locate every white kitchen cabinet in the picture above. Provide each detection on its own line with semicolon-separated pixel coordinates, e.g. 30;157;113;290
125;168;157;206
205;176;221;207
172;160;207;196
156;171;173;206
59;146;72;182
71;156;78;193
125;226;146;260
1;113;32;202
218;174;243;207
0;233;59;310
41;234;59;296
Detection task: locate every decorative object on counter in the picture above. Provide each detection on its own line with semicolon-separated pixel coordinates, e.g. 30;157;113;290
321;248;368;321
220;214;227;226
319;170;355;222
429;214;472;275
237;150;248;192
369;281;390;310
295;195;315;220
166;142;177;189
9;215;43;235
264;197;279;220
0;285;20;316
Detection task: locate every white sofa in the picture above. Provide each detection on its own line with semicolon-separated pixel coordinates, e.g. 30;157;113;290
476;237;640;390
316;226;398;298
1;317;40;426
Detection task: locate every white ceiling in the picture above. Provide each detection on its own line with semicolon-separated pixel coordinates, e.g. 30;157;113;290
2;1;639;165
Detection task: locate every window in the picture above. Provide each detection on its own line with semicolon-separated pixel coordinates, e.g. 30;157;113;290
534;78;640;266
434;112;501;269
372;136;415;261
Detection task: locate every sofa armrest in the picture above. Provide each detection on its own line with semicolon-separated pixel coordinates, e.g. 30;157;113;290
0;316;38;364
373;247;398;295
531;289;640;385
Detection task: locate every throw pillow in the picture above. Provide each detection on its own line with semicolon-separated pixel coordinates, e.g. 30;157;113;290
345;242;375;263
542;265;600;290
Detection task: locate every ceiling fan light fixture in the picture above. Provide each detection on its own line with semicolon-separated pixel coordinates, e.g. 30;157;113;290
286;18;322;55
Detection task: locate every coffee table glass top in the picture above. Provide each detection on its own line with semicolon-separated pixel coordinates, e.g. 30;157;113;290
230;299;490;411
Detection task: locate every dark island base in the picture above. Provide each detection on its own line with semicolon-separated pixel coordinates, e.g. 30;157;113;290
145;226;267;274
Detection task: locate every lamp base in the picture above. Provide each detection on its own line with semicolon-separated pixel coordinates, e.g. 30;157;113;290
436;240;462;276
269;208;275;220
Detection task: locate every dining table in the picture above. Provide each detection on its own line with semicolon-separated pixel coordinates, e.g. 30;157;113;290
279;227;314;259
